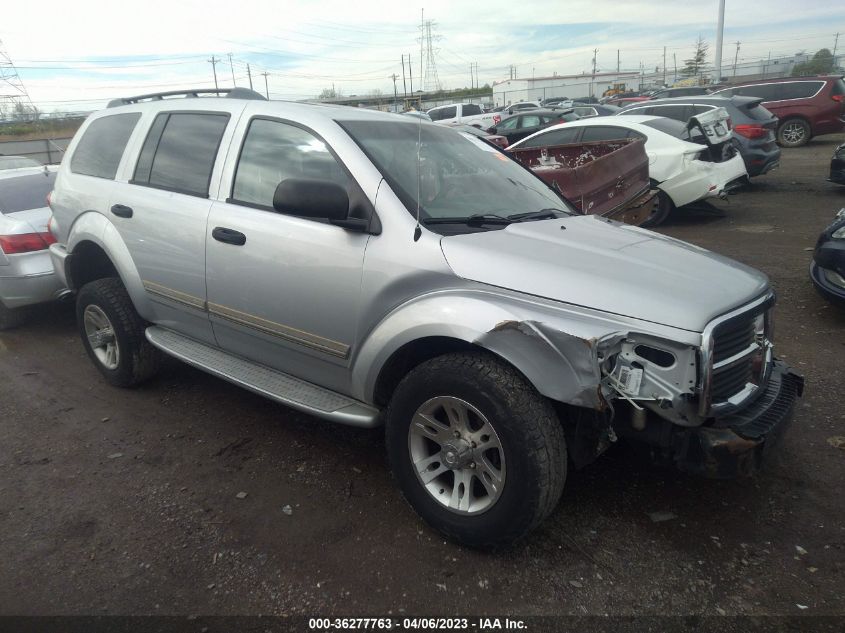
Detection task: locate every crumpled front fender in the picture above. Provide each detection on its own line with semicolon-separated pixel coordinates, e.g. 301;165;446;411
352;290;625;408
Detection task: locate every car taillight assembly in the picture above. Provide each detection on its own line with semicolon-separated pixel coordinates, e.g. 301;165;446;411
0;232;56;255
493;115;501;125
46;190;52;207
831;94;844;103
733;124;768;139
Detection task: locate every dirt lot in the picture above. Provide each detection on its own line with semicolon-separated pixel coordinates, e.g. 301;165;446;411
1;137;844;618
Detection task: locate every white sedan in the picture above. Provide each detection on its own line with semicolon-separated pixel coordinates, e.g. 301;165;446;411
508;112;748;226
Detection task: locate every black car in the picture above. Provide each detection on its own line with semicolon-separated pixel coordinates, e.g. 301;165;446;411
830;143;845;185
810;208;845;306
487;109;580;144
617;95;781;177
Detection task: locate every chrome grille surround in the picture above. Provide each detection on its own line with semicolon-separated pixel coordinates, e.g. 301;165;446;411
699;293;775;418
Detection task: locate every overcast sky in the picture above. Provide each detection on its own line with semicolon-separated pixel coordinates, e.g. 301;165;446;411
2;0;844;113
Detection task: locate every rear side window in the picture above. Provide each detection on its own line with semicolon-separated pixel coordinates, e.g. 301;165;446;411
462;104;482;116
581;126;631;142
617;106;649;116
520;115;541;128
70;113;141;180
434;106;457;120
778;81;824;99
231;118;349;209
133;112;229;197
647;105;691;121
732;84;776;100
518;127;580;148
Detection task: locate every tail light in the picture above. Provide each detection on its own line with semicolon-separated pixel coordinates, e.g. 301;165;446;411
831;94;843;103
46;190;53;208
493;115;501;125
734;124;768;139
0;232;56;255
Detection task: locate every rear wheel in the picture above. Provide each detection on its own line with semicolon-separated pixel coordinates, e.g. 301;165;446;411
385;352;567;547
777;119;810;148
76;277;161;387
0;300;26;331
640;190;674;228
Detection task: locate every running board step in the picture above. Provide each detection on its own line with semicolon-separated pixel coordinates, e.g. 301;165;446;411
145;326;379;427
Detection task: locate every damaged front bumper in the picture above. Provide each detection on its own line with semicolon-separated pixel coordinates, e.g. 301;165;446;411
672;361;803;478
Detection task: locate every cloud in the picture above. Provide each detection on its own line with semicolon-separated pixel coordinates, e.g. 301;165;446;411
2;0;843;111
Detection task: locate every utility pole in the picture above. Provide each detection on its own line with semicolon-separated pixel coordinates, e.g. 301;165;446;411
834;32;840;68
390;73;399;110
733;41;741;77
208;56;220;92
470;64;474;89
714;0;725;82
763;51;771;79
617;49;620;74
673;53;677;84
590;48;598;98
260;71;269;99
227;53;236;86
663;46;667;86
401;56;408;98
409;55;413;95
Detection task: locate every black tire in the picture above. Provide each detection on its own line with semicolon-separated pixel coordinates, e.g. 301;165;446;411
385;352;567;548
777;118;810;148
640;189;674;228
0;300;27;331
76;277;161;387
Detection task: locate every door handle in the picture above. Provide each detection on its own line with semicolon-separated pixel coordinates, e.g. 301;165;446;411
110;204;133;218
212;227;246;246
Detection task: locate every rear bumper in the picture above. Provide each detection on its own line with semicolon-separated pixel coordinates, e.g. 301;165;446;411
663;153;748;208
0;250;65;308
602;187;658;226
675;361;804;478
742;146;781;177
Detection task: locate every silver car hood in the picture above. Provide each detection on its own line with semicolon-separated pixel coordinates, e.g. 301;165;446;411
440;215;769;332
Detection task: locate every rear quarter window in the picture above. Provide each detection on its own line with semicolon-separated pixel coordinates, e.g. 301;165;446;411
777;81;824;99
70;113;141;180
462;104;482;116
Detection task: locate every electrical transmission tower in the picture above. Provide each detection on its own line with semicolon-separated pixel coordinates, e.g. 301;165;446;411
419;17;442;93
0;40;36;121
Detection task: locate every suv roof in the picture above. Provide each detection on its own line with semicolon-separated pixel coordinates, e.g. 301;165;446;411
719;74;843;87
106;87;267;108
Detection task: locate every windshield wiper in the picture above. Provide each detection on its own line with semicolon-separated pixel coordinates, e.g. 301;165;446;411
422;213;513;226
507;209;563;222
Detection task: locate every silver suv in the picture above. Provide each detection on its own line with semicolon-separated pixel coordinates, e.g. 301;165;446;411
48;88;803;546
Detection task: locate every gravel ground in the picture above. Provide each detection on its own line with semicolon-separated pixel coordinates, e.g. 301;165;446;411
0;136;843;618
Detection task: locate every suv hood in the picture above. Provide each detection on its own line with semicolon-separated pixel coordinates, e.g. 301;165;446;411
440;215;768;332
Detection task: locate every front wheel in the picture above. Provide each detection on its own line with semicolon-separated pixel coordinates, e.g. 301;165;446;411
76;278;161;387
385;352;567;547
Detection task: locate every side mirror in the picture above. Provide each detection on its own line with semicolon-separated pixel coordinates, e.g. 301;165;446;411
487;126;498;134
273;178;349;221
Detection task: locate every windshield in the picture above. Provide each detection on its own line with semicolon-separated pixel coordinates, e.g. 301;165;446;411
338;120;572;229
0;156;42;170
0;171;55;213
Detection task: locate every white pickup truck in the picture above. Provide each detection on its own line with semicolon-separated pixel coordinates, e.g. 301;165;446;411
426;102;501;129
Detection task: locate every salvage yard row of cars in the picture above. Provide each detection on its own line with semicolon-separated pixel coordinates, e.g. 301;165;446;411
0;76;842;547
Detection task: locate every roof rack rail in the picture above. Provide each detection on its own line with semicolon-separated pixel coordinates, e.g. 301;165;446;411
107;87;267;108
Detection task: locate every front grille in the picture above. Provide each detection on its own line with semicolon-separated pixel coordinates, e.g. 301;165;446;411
711;357;753;400
704;298;773;416
712;316;755;364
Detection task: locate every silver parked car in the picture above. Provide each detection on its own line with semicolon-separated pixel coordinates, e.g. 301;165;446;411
48;88;803;546
0;165;64;329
